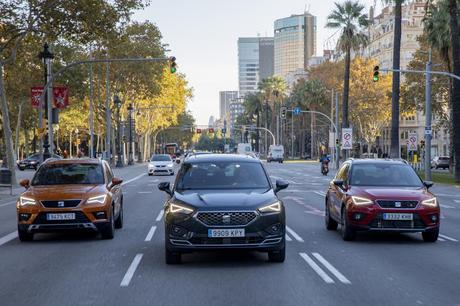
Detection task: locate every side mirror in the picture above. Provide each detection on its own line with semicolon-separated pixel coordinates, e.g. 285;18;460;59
158;182;172;196
274;179;289;193
423;181;434;189
333;180;344;188
19;179;30;189
112;177;123;186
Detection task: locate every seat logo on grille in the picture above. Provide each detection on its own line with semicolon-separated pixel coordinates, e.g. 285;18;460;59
58;201;65;207
395;202;401;208
222;214;231;224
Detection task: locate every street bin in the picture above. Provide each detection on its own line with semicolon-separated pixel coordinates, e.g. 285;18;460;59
0;169;12;195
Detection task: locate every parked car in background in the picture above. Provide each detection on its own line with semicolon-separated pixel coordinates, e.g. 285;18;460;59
267;145;284;163
431;156;450;170
17;153;62;171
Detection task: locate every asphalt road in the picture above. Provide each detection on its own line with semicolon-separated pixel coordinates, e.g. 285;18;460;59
0;161;459;306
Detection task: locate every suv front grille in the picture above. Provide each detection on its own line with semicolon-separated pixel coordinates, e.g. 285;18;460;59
33;211;90;224
197;212;257;226
369;213;426;229
376;200;419;209
41;200;81;208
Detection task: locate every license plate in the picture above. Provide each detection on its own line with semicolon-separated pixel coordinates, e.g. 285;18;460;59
46;213;75;221
383;213;413;221
208;228;245;238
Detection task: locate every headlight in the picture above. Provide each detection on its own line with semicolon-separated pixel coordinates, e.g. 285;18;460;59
87;194;107;204
169;203;194;214
30;161;37;164
422;197;438;207
259;201;282;213
167;163;174;168
351;196;373;206
19;197;36;206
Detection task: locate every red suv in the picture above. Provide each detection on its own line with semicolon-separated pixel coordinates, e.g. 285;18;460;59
325;159;440;242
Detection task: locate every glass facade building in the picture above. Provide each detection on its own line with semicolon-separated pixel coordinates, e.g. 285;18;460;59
219;91;239;120
274;13;316;79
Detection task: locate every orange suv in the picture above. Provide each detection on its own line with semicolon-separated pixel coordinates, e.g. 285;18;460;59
17;158;124;241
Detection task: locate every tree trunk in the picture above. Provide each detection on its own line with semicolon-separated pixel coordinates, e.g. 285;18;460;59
390;0;403;158
448;0;460;182
0;64;18;185
24;128;30;157
15;100;25;160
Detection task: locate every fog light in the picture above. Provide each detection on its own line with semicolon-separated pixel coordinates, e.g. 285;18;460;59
93;211;106;220
171;225;187;238
266;223;282;234
353;213;364;221
18;213;31;221
430;214;438;222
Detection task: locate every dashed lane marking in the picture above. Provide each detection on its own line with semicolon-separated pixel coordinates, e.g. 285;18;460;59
438;237;446;242
440;204;455;209
0;231;18;246
138;191;153;194
144;226;157;242
286;226;304;242
454;200;460;204
156;210;164;222
312;253;351;284
299;253;334;284
439;234;458;242
120;254;143;287
285;234;292;242
314;191;326;197
122;173;147;186
0;200;17;208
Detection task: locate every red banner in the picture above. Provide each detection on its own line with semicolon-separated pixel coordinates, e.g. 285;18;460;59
30;87;44;108
53;86;69;109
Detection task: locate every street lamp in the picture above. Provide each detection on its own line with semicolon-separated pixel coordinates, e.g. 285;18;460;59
39;43;54;160
114;95;124;167
127;103;134;165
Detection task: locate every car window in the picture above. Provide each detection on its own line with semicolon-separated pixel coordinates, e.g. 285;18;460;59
350;164;423;187
104;163;113;183
151;155;171;161
176;161;270;190
31;163;104;185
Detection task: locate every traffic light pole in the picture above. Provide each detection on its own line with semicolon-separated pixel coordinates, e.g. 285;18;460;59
425;50;432;181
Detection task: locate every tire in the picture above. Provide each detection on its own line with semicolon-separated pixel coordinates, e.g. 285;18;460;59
325;199;338;231
18;167;25;171
148;173;153;176
268;245;285;263
114;202;123;229
165;248;182;264
100;208;115;239
422;228;439;242
18;227;33;242
341;207;356;241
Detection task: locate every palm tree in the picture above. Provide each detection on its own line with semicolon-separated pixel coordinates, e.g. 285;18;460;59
447;0;460;182
243;93;263;152
326;1;368;134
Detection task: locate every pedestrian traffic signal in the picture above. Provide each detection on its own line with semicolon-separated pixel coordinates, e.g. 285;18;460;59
373;65;379;82
280;106;287;119
169;56;177;74
196;128;202;134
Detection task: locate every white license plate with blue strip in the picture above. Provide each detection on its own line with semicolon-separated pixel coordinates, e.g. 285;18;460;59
208;228;245;238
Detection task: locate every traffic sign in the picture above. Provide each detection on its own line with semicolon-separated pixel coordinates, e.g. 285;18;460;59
293;107;301;115
408;133;418;151
424;128;432;136
341;128;353;150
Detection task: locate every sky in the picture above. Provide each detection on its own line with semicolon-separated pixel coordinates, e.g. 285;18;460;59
133;0;380;126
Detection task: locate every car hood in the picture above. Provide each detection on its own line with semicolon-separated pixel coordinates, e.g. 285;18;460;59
150;161;172;166
23;185;106;200
173;189;277;210
351;186;433;200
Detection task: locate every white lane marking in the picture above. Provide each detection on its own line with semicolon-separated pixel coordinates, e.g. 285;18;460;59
150;179;159;183
0;231;18;246
285;234;292;242
454;200;460;203
312;253;351;284
120;253;143;287
121;173;147;186
314;191;326;197
144;226;157;242
439;234;458;242
438;237;446;242
299;253;334;284
440;204;455;209
156;209;164;222
0;200;17;208
138;191;153;194
286;226;304;242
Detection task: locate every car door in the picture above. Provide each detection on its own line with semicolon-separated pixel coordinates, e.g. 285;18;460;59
105;163;121;217
329;163;350;219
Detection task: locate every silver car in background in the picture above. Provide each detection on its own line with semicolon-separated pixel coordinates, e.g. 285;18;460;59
148;154;175;176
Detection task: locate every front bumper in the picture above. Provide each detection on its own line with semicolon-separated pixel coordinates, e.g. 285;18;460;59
165;210;285;252
148;167;174;175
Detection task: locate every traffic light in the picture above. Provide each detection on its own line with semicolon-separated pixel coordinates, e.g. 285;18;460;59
373;65;379;82
196;128;202;134
420;139;425;148
209;128;215;133
169;56;177;74
280;106;287;119
335;139;339;145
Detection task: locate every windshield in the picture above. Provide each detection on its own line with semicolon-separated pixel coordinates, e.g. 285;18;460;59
151;155;171;162
176;161;270;190
350;164;423;187
31;163;104;185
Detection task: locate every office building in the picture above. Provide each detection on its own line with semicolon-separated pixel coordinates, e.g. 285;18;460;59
219;91;239;120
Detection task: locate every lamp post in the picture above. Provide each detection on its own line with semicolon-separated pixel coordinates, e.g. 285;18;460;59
127;103;134;165
39;43;54;161
114;95;124;167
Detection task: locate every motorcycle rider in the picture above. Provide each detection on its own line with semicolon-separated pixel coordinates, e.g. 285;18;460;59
319;154;330;175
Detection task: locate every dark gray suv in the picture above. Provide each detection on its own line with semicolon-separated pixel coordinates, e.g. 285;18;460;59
158;154;288;264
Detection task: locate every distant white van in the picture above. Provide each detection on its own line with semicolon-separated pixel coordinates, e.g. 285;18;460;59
268;145;284;163
237;143;252;155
